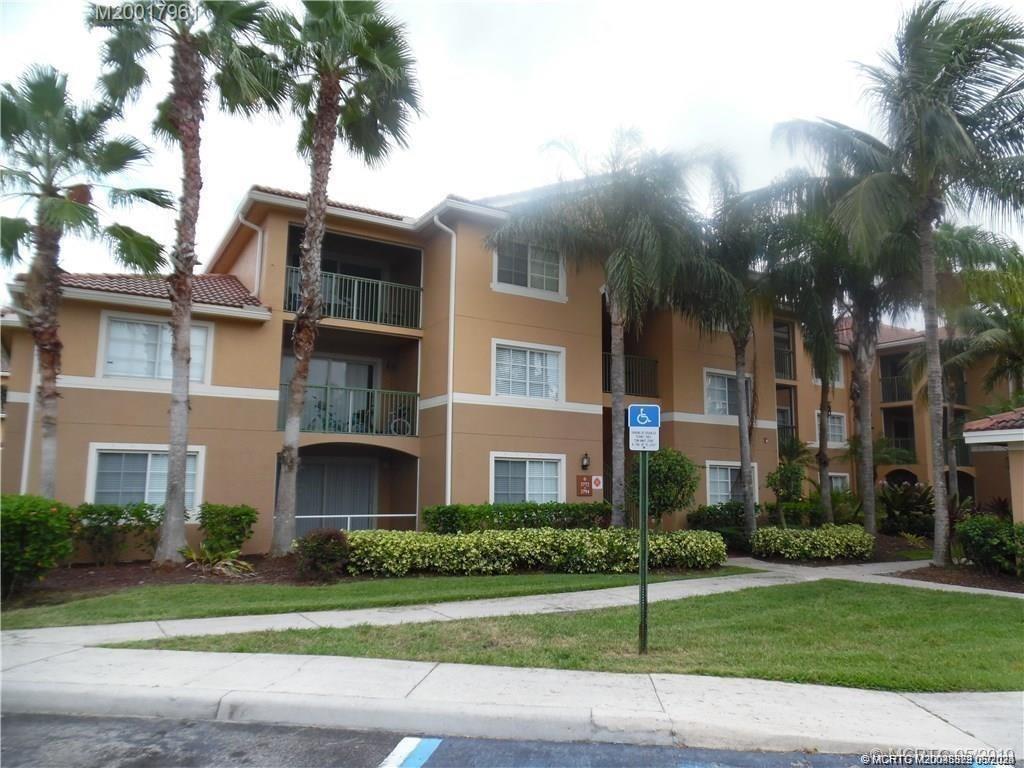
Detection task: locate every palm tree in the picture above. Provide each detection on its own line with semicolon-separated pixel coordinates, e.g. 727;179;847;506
841;435;915;484
1;66;169;498
90;0;284;563
781;1;1024;564
489;136;707;527
263;1;420;555
672;156;760;538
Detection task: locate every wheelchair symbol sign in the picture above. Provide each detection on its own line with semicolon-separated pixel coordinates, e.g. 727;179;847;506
628;405;661;428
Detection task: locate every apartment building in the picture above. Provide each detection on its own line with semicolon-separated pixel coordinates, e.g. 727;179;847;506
0;184;1009;552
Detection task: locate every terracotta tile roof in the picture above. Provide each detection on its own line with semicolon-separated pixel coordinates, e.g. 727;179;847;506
963;407;1024;433
251;185;409;221
58;273;264;308
836;319;924;347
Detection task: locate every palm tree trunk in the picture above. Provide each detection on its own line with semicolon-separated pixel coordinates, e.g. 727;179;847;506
919;213;949;566
732;332;757;539
155;36;206;565
272;75;341;555
608;295;626;527
852;316;877;533
25;213;63;499
817;383;834;522
945;402;959;506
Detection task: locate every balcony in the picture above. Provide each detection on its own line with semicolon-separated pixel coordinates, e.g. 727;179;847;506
284;266;422;330
881;375;913;403
953;439;972;467
602;353;658;397
888;436;916;460
280;385;419;436
777;424;797;449
774;348;795;380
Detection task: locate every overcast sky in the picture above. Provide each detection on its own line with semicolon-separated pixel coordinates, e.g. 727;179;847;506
2;0;1021;321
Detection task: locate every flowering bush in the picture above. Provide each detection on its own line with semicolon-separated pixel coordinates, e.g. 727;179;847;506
346;527;727;577
751;524;874;561
1;495;75;598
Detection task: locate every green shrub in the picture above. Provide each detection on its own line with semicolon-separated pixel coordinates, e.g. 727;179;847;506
751;524;875;561
879;482;935;537
766;462;805;504
628;448;700;523
1;495;75;598
421;501;609;534
74;503;163;565
197;503;258;555
346;527;727;577
686;501;753;550
765;501;823;529
956;515;1023;577
296;529;351;582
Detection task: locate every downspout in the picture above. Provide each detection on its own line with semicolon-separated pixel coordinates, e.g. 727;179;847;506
20;345;39;493
237;213;264;295
434;215;457;504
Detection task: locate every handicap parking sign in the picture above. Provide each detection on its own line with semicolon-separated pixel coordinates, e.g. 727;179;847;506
628;404;660;451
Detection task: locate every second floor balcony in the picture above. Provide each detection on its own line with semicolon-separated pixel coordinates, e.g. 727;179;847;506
280;384;419;437
774;347;796;380
602;353;658;397
881;374;913;403
284;266;422;330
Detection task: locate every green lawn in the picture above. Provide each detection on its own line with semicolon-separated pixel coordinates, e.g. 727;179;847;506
1;568;752;629
119;580;1024;693
896;548;934;561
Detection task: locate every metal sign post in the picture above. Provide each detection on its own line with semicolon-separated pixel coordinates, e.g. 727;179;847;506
627;404;660;655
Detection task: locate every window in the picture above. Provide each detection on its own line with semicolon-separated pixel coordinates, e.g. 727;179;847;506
494;243;563;297
830;474;851;492
104;317;208;382
812;355;844;388
493;458;561;503
704;371;751;416
827;413;847;444
495;344;561;400
93;450;198;509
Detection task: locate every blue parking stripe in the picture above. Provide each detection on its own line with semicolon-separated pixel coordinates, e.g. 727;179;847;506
401;738;442;768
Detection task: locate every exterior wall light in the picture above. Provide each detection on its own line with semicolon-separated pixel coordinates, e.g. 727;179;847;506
581;452;591;470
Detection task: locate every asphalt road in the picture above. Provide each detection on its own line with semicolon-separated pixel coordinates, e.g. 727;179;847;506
1;713;865;768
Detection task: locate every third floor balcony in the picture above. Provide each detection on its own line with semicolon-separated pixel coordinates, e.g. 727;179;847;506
284;266;422;330
881;374;913;403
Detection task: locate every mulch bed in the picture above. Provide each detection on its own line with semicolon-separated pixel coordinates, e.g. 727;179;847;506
894;565;1024;594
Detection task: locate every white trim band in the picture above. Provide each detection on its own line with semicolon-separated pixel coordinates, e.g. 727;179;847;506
665;411;777;430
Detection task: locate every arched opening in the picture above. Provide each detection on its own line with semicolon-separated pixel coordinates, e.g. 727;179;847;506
947;470;976;504
289;443;418;535
884;469;919;486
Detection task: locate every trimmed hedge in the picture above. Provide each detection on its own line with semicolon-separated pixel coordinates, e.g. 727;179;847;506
1;495;75;598
198;503;258;555
686;501;754;550
751;524;875;561
346;527;727;577
74;502;163;565
956;515;1023;577
296;529;351;582
422;502;610;534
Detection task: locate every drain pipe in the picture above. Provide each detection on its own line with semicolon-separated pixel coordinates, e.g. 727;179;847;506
434;215;457;504
237;213;264;295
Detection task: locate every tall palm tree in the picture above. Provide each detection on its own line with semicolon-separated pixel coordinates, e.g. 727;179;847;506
90;0;284;563
781;1;1024;564
263;1;420;555
1;66;169;498
490;137;707;526
672;156;760;537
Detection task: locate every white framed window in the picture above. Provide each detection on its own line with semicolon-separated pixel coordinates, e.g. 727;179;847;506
830;473;851;492
101;311;211;383
704;369;752;417
812;355;845;389
705;460;759;505
493;340;564;402
492;243;567;302
812;410;848;448
85;442;206;517
489;452;566;503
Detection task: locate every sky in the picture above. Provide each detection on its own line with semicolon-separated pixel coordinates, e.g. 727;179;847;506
2;0;1022;322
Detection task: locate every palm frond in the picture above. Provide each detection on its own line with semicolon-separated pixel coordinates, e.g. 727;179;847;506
108;186;176;209
103;223;166;270
1;216;32;264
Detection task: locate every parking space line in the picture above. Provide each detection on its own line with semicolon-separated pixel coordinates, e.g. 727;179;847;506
377;737;443;768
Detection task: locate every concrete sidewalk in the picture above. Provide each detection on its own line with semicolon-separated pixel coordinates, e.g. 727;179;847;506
3;560;1021;754
2;644;1021;755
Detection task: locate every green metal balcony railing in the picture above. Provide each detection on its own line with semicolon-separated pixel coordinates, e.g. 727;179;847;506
602;353;658;397
774;347;796;380
881;375;913;403
777;424;798;449
279;385;419;436
887;436;916;460
953;439;972;467
284;266;422;329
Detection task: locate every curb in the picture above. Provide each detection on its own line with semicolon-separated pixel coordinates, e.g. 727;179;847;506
0;680;995;754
